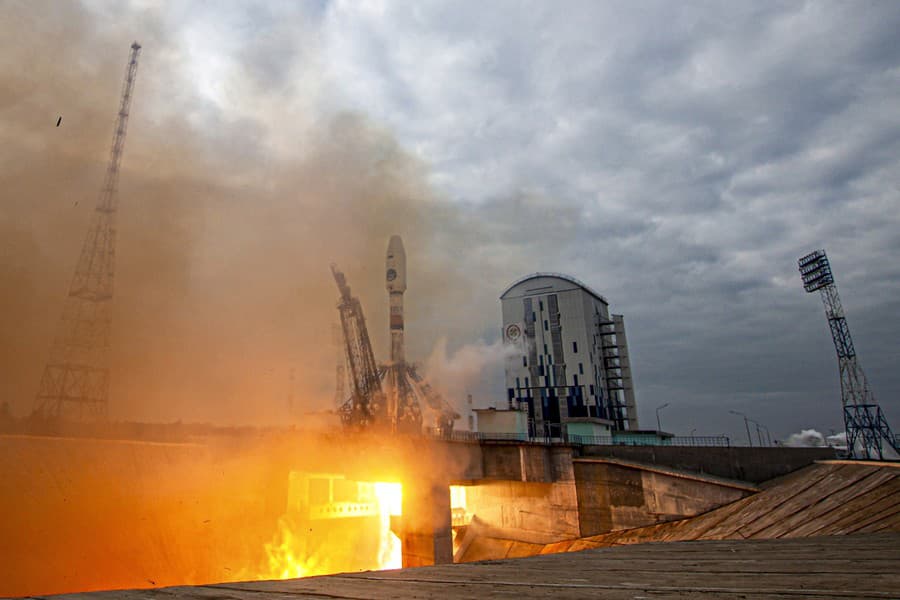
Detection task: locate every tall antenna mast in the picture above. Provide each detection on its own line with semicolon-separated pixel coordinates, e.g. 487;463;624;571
35;42;142;420
798;250;898;460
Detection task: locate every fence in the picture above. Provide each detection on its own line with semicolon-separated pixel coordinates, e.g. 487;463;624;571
424;428;731;447
568;434;731;447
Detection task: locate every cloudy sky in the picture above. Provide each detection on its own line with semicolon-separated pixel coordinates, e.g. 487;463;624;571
2;1;899;442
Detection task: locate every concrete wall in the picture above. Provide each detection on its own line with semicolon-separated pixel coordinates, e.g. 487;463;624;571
480;443;574;483
0;434;288;597
578;445;836;483
474;409;528;436
573;459;754;536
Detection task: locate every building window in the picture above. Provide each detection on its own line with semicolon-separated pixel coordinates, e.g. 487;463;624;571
573;341;578;353
538;365;544;376
543;343;548;354
523;355;527;367
532;312;536;322
573;374;579;386
525;377;529;388
539;355;544;365
589;384;595;395
548;355;552;365
516;377;521;389
579;363;584;375
539;300;544;311
544;319;548;331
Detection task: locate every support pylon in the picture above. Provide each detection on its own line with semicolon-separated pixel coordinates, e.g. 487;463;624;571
798;250;898;460
35;42;142;420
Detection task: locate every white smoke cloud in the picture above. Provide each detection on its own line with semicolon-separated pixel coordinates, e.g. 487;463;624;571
784;429;826;447
783;428;847;449
423;337;518;418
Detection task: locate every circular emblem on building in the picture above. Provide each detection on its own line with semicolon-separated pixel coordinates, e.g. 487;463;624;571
505;323;522;341
386;268;397;282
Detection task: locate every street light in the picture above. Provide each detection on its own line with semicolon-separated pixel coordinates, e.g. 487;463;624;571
656;403;670;433
744;416;773;447
729;410;753;447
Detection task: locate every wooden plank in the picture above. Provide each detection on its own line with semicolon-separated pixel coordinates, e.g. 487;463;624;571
827;490;900;535
755;469;898;538
698;463;842;539
38;534;900;600
854;506;900;534
733;465;875;539
787;476;900;538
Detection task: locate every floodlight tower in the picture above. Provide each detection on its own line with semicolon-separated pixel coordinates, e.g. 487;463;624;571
798;250;898;460
34;42;142;420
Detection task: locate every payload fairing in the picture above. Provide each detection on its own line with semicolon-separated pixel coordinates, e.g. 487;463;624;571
385;235;406;365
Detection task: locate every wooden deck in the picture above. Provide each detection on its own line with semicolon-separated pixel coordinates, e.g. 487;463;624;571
32;532;900;599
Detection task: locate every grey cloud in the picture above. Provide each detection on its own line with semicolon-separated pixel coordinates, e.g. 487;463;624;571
4;1;899;442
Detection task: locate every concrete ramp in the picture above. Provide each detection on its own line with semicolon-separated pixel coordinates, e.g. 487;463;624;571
542;460;900;554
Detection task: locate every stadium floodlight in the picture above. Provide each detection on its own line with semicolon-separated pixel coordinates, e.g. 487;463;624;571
798;250;834;293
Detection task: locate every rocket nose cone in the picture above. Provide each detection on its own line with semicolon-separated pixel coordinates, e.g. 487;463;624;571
387;235;405;259
386;235;407;292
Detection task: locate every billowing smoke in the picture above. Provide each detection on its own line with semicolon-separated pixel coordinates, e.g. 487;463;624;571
423;338;518;419
783;429;847;449
0;2;478;425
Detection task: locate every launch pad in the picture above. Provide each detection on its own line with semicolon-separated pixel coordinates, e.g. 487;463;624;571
331;235;459;434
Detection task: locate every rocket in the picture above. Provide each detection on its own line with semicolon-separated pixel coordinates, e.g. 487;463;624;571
385;235;406;364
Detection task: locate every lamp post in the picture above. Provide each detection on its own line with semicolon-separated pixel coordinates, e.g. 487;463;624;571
745;417;772;447
656;402;670;433
729;410;753;447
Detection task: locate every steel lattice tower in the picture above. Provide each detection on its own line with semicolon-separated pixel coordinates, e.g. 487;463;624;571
35;42;142;421
798;250;898;460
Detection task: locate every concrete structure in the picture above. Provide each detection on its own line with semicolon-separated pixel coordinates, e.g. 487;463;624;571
0;432;835;597
500;273;638;437
579;444;837;483
44;533;900;599
472;407;529;439
541;459;900;552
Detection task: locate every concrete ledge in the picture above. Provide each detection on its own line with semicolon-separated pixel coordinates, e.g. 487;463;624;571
573;456;760;492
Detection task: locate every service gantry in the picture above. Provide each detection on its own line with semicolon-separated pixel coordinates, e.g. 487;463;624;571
35;42;142;420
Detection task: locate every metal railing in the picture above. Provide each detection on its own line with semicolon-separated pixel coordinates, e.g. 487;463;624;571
424;428;731;447
568;434;731;447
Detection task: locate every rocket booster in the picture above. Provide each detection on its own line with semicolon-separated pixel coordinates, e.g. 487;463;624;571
386;235;406;364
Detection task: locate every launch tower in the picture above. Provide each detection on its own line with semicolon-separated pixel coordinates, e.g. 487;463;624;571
331;236;459;433
35;42;142;420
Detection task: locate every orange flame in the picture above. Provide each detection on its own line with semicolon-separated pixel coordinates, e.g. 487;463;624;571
260;479;402;580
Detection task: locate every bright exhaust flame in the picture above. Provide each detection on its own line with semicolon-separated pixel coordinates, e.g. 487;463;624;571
263;516;324;580
374;482;402;570
260;475;402;580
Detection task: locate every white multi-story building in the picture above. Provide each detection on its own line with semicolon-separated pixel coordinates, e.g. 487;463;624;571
500;273;639;438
